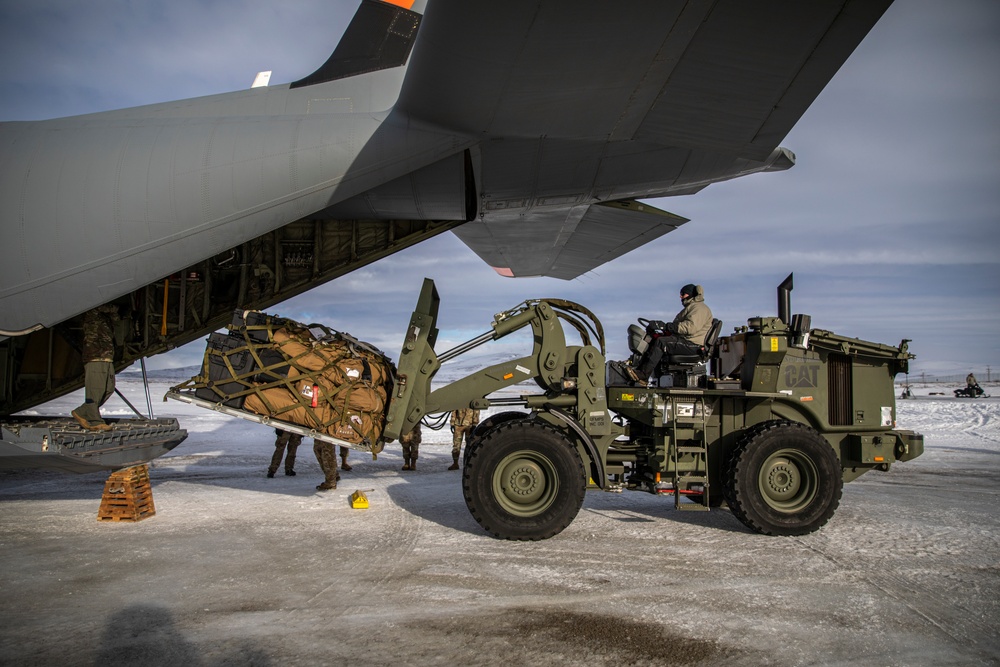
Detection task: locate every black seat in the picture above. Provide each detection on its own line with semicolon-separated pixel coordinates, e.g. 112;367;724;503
667;318;723;366
621;318;723;386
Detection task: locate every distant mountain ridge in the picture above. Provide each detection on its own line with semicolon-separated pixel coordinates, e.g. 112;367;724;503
121;350;526;385
120;365;202;381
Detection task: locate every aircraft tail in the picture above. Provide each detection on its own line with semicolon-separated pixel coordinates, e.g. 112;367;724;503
291;0;423;89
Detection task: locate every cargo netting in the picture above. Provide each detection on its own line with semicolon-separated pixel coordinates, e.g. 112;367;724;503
171;310;396;451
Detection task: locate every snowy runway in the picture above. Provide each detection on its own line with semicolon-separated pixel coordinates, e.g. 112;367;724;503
1;381;997;665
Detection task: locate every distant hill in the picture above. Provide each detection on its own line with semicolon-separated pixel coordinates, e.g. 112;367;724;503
119;365;201;381
119;350;529;386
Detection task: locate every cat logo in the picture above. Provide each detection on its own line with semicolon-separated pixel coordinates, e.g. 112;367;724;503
785;364;820;388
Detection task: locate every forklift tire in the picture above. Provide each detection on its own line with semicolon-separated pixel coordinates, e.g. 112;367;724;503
463;420;586;541
723;421;843;536
473;411;529;438
463;412;530;468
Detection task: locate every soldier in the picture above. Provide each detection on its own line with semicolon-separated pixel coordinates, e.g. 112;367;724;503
400;424;421;471
967;372;978;388
449;408;480;470
267;429;301;478
71;305;120;432
340;446;352;471
314;439;340;491
637;283;713;379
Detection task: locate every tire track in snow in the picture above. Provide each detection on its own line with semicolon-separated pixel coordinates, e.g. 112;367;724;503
299;483;424;629
794;536;997;656
963;402;999;446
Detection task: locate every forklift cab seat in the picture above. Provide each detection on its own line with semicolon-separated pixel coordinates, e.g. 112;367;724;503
667;318;723;366
627;324;650;356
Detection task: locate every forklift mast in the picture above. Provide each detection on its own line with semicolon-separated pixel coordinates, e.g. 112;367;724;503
382;279;609;444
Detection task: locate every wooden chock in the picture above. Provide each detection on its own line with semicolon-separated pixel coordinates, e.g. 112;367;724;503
97;464;156;522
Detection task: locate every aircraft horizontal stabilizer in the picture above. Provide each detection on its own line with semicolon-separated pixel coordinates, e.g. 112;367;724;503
453;200;688;280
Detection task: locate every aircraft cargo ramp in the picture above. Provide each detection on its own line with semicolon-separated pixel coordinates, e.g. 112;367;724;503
0;417;187;473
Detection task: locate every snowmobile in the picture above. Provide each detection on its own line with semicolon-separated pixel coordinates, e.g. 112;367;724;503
954;384;989;398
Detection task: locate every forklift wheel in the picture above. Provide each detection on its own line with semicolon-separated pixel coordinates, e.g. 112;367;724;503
464;412;529;469
473;411;529;437
463;420;586;541
723;421;843;536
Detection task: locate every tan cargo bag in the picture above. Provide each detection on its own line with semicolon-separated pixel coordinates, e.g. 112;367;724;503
175;312;395;451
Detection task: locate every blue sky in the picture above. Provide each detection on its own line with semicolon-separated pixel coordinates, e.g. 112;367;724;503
1;1;997;378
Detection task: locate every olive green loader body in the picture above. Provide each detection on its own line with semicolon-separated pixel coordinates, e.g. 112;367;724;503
386;276;923;540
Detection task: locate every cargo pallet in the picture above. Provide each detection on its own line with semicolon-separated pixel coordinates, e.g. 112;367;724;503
97;464;156;522
165;389;382;455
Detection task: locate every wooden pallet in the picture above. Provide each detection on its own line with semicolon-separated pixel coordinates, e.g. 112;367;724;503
97;464;156;522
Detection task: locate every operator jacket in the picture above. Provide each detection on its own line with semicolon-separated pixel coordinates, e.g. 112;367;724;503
670;285;713;346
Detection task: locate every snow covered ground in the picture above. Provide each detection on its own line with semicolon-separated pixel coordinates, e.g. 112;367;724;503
1;380;998;666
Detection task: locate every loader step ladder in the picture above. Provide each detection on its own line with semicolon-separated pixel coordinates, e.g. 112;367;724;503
670;394;710;511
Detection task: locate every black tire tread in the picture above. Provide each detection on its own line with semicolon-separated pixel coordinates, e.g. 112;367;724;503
723;420;843;536
462;419;585;541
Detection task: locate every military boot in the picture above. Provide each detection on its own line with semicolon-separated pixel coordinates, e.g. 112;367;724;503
268;447;285;479
448;453;459;470
409;458;416;471
402;458;411;471
72;408;112;432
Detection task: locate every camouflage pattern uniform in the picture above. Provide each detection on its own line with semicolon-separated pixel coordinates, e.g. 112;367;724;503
72;305;119;431
400;424;421;471
449;408;480;470
340;446;352;471
314;440;340;490
267;429;301;477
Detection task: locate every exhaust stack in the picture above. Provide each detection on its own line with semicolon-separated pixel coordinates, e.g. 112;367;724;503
777;273;793;325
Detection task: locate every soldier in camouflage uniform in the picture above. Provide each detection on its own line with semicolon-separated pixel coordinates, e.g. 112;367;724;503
267;429;301;477
72;305;119;432
400;424;421;471
449;408;479;470
314;440;340;491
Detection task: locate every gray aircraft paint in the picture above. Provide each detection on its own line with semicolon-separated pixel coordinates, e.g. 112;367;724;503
0;0;892;335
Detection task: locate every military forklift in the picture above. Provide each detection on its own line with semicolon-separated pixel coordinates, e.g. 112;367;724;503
383;274;923;540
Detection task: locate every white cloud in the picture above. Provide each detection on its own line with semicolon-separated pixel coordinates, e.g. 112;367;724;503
2;0;997;376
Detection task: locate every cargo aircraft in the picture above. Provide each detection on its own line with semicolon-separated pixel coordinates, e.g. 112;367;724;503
0;0;892;469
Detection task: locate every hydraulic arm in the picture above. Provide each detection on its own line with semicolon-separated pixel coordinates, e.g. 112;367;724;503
382;278;607;442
